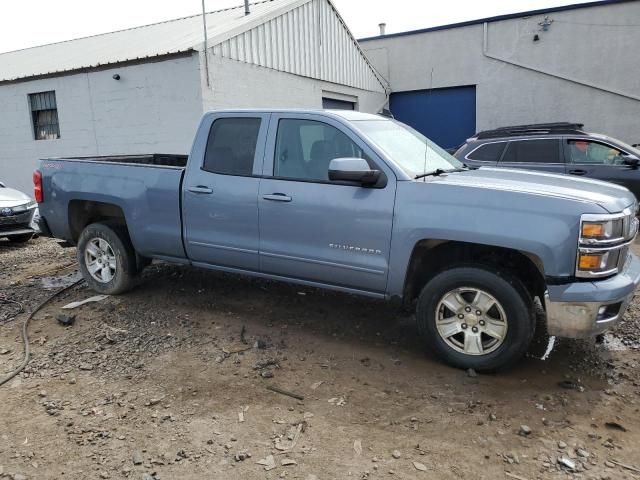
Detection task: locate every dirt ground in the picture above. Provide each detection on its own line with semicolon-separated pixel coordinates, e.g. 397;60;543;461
1;238;640;480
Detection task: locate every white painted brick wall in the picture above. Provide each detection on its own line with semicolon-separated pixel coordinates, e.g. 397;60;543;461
0;54;203;193
201;53;386;114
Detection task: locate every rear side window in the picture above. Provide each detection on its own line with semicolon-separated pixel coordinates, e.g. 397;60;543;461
467;142;506;161
501;139;561;163
203;118;261;175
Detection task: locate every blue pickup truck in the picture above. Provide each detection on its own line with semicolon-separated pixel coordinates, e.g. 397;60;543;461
36;110;640;370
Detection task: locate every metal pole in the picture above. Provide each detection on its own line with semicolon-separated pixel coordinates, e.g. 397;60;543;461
202;0;210;86
244;0;250;15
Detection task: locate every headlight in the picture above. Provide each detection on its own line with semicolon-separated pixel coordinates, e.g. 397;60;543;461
11;201;37;213
576;209;636;278
580;219;622;242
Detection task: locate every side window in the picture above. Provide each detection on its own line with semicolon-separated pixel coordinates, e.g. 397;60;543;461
565;139;625;165
274;119;366;182
467;142;506;162
501;139;560;163
203;118;261;176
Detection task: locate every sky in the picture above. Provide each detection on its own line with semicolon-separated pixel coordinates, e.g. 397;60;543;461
0;0;592;54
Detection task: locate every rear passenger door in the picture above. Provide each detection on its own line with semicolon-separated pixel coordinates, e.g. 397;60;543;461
182;113;269;271
498;138;566;174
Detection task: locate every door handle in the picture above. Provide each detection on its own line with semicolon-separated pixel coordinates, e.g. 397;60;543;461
568;169;587;176
263;193;292;202
187;185;213;194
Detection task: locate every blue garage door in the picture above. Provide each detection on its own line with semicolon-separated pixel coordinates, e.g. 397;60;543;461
390;85;476;149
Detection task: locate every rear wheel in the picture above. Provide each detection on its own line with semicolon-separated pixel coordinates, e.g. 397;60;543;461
416;266;535;371
77;223;137;295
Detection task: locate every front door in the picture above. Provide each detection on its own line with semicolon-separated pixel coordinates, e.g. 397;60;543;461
182;113;269;271
564;138;640;200
258;114;396;294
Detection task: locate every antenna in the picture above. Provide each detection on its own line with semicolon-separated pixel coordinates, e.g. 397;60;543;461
421;67;435;180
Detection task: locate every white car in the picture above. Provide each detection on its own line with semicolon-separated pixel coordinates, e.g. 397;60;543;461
0;181;38;243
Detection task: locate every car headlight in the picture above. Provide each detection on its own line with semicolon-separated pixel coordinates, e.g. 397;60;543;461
576;209;636;278
11;201;37;213
580;219;621;242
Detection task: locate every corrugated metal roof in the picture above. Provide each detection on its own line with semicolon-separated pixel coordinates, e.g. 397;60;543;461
213;0;385;92
0;0;306;83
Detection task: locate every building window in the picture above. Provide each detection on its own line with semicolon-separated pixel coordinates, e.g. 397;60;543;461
29;91;60;140
322;97;355;110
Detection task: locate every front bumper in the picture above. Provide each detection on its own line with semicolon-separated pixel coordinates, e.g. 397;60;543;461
0;208;37;238
545;252;640;338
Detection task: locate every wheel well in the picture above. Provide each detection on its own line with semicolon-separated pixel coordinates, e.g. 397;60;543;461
403;240;546;307
68;200;128;243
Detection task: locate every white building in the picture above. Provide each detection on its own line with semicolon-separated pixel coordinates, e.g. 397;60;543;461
360;0;640;150
0;0;387;193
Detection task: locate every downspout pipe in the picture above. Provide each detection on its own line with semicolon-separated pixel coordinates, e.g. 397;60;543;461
482;22;639;102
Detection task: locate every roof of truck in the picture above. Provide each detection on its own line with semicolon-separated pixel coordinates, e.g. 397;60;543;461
204;109;386;121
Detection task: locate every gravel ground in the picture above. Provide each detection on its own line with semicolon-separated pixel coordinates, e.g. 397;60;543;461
1;237;640;480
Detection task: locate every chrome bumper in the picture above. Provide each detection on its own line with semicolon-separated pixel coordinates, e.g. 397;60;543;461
545;252;640;338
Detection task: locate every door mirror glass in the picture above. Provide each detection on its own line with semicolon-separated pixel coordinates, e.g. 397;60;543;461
328;158;380;186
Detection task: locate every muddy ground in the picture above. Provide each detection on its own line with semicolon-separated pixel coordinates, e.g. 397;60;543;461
1;238;640;480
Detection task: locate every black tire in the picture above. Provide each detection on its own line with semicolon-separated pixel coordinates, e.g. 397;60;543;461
416;266;535;371
77;223;137;295
8;233;33;243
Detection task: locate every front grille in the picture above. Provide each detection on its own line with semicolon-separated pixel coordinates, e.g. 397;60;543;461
0;210;34;226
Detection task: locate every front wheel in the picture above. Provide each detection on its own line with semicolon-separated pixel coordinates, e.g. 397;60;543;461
416;266;535;371
77;223;137;295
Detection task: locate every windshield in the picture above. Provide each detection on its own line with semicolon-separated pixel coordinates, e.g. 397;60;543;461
355;119;463;177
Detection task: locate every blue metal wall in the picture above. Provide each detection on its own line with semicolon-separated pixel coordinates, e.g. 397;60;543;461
390;85;476;149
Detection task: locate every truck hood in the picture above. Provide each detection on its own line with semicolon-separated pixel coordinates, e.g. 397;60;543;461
428;167;635;213
0;186;32;207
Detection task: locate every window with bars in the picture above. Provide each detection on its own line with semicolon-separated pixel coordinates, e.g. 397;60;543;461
29;91;60;140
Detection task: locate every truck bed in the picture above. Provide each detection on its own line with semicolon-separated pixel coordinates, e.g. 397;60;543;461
39;155;187;260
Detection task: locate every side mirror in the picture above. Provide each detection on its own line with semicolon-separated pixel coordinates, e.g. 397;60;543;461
328;158;381;186
623;154;640;168
0;181;5;188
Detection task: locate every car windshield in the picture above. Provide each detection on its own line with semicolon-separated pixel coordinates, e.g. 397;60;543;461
355;119;463;177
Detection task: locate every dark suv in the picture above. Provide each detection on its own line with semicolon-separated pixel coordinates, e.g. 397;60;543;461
454;123;640;199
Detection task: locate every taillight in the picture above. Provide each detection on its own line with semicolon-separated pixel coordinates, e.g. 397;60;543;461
33;170;43;203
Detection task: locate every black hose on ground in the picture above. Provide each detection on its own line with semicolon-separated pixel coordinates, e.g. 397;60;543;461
0;279;84;387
